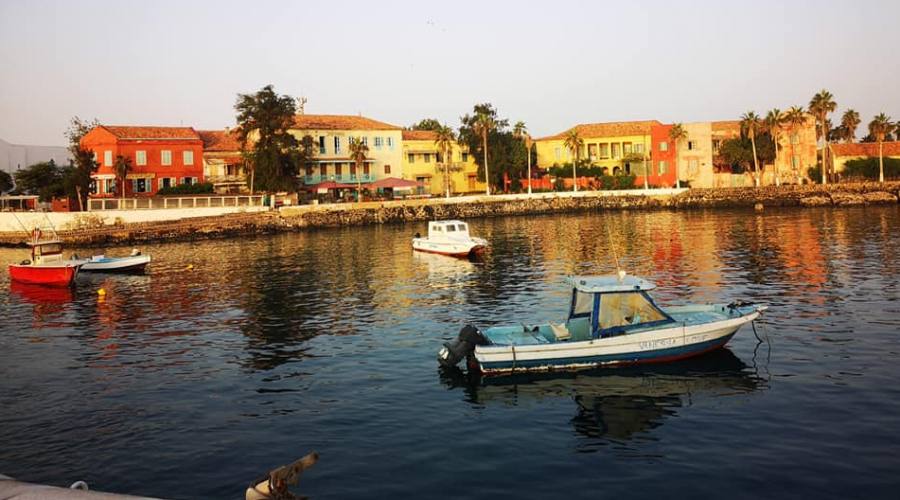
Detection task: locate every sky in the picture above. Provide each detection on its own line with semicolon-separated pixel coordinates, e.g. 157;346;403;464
1;0;898;146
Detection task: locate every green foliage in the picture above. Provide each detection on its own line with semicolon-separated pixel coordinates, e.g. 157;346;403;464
13;160;67;201
458;103;528;191
842;157;900;180
717;133;775;172
598;174;637;190
235;84;311;192
65;116;100;209
0;170;12;193
410;118;442;131
158;182;215;195
861;133;895;143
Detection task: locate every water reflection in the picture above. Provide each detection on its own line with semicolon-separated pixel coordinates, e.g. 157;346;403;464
441;349;766;448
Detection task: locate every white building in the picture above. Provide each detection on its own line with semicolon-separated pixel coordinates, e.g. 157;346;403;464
0;137;71;175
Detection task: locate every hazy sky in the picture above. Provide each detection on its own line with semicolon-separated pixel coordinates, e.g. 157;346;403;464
1;0;898;145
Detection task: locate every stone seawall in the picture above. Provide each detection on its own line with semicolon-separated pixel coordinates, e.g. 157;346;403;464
1;183;898;247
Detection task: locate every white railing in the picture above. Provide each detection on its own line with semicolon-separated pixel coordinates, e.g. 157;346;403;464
88;195;267;211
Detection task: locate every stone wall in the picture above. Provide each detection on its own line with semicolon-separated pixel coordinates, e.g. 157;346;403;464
1;183;897;247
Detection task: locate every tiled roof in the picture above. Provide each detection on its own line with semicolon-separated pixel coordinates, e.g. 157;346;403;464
291;114;401;131
402;130;438;140
712;120;742;133
831;141;900;158
536;120;661;141
101;125;200;140
198;129;242;152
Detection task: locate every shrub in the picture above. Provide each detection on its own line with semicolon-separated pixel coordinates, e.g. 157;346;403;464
158;182;214;195
842;157;900;180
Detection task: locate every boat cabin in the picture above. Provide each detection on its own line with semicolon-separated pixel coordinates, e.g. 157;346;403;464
566;275;675;339
427;220;471;239
28;240;65;265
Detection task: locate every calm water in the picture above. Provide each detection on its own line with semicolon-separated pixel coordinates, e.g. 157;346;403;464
2;207;900;499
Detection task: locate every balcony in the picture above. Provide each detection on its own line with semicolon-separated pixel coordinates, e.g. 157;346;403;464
206;175;246;185
303;174;375;185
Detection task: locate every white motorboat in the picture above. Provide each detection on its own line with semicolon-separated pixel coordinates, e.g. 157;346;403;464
412;220;487;258
79;249;151;273
439;273;767;375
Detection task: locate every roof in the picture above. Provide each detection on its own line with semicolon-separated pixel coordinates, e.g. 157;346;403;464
712;120;742;134
536;120;661;141
570;274;657;293
831;141;900;158
402;130;438;140
198;129;242;152
291;114;401;131
371;177;423;189
100;125;200;140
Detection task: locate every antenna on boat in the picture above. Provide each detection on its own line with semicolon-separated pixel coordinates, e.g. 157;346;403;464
606;223;626;282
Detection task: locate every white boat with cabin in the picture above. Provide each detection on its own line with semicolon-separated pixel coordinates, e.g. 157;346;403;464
412;220;487;258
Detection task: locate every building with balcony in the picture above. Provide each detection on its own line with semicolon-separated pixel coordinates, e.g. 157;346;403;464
288;114;403;188
81;125;204;197
198;129;246;193
401;130;485;195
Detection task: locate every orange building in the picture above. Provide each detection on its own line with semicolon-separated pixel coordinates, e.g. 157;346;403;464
80;125;205;197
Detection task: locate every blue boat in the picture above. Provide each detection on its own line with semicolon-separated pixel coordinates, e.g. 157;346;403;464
438;273;766;375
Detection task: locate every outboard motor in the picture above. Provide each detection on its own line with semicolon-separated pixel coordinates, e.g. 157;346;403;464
438;324;489;368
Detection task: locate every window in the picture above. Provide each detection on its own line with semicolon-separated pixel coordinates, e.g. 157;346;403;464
384;164;391;174
659;141;668;152
436;153;443;163
446;225;456;232
306;165;313;176
183;150;194;166
350;164;356;178
689;159;699;174
363;164;369;175
461;152;469;162
458;223;467;232
136;151;147;166
658;160;667;174
687;141;694;151
634;143;644;154
318;136;326;154
159;177;174;190
361;137;368;146
105;179;115;194
408;153;415;163
181;177;197;186
132;178;150;193
335;163;342;176
104;150;112;166
599;292;668;331
375;137;383;149
161;150;172;166
320;164;327;176
334;136;341;154
555;147;561;160
599;144;609;158
612;143;620;158
623;143;633;154
387;137;394;149
424;154;431;163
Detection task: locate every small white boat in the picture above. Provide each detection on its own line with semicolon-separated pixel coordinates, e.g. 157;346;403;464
412;220;487;258
439;273;767;375
79;249;151;273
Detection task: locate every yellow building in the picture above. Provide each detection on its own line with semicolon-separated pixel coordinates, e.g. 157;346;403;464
288;114;404;187
401;130;485;195
830;141;900;176
534;120;657;175
198;129;247;193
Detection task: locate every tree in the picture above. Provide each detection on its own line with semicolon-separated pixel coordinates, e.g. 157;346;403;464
434;124;456;198
841;109;861;143
669;124;687;189
784;106;807;183
513;121;532;194
740;111;762;187
0;170;12;193
868;113;896;183
809;89;836;184
235;84;308;193
14;160;66;201
458;104;525;194
563;129;584;192
348;138;369;201
473;111;496;195
765;109;785;186
65;116;100;210
410;118;442;132
114;155;132;204
717;134;775;174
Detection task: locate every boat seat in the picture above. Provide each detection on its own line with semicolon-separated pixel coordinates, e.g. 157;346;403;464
549;322;571;341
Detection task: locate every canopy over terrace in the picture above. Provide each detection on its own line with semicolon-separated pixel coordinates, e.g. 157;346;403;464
307;180;357;194
370;177;423;190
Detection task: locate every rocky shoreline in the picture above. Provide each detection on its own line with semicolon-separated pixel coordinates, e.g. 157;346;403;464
2;182;898;247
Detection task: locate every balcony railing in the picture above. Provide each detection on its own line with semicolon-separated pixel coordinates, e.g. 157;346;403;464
303;174;375;185
88;195;267;211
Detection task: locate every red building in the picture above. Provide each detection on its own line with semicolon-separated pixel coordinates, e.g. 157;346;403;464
636;123;677;188
80;126;204;197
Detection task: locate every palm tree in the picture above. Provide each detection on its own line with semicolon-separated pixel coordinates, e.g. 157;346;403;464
668;123;687;189
473;112;495;195
563;129;584;192
809;89;837;184
741;111;762;187
348;138;369;201
868;113;896;183
434;124;456;198
765;109;785;186
114;155;132;207
841;109;861;143
784;106;807;184
513;121;532;194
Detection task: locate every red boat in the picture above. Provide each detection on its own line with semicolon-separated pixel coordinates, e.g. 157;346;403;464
8;233;84;287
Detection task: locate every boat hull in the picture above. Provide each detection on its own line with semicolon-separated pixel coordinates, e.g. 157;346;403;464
81;255;151;273
472;312;758;375
8;263;79;287
412;238;486;258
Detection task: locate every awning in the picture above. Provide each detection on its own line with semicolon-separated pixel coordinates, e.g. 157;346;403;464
307;181;357;192
370;177;424;190
91;174;116;180
126;173;156;179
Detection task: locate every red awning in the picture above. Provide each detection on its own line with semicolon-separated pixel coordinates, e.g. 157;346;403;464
370;177;423;189
311;181;357;190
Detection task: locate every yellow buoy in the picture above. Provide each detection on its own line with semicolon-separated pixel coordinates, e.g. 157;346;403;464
97;288;106;296
187;264;194;270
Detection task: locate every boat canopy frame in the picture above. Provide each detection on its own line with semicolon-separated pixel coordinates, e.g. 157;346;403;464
569;287;676;339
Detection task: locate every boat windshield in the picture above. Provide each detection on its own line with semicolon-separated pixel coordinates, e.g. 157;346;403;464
599;292;669;331
35;243;62;256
